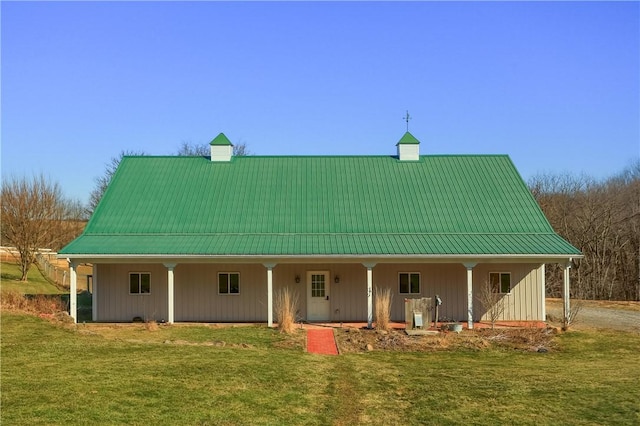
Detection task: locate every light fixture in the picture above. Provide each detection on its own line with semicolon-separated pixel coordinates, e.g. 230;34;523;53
295;275;300;283
334;275;340;284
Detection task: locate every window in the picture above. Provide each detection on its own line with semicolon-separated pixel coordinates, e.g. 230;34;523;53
399;272;420;294
490;272;511;294
129;272;151;294
311;274;326;298
219;272;240;295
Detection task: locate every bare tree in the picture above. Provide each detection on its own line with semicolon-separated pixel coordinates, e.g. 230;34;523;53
529;160;640;302
176;140;252;157
176;141;209;156
232;142;251;156
1;174;84;281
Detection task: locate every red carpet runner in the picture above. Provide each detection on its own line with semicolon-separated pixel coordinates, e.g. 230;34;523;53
306;328;339;355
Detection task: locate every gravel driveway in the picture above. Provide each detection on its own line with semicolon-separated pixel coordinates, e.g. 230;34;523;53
546;299;640;334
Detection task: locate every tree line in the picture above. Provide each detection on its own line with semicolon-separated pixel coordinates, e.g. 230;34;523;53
529;160;640;301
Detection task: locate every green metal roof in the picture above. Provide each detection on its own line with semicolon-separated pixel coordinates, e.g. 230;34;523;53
396;131;420;145
210;132;233;146
61;154;581;257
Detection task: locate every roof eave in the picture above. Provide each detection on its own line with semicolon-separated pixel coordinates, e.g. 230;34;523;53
58;253;582;264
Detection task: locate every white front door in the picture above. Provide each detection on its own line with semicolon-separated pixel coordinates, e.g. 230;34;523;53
307;271;331;321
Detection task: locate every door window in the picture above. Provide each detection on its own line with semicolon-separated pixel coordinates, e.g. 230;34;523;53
311;274;326;298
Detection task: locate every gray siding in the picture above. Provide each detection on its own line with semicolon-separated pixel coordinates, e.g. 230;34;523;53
94;262;544;323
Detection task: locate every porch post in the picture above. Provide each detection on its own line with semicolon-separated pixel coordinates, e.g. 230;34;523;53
562;261;572;327
264;263;277;327
463;262;477;329
68;260;77;323
363;262;377;329
164;263;176;324
92;264;98;322
540;264;546;322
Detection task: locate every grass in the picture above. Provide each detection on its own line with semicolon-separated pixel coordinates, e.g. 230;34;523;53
1;261;93;322
0;262;64;294
2;312;639;425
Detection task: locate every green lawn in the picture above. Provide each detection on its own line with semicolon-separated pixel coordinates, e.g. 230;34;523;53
2;313;639;425
1;262;92;321
0;262;63;294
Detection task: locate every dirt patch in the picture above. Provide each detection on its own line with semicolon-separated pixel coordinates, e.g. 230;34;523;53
335;326;556;353
546;298;640;334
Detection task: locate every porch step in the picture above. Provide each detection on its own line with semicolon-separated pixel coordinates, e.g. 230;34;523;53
306;329;339;355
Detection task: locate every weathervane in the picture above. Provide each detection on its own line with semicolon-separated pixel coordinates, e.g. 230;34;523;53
403;110;411;131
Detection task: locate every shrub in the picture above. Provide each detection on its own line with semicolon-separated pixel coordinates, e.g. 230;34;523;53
274;288;299;334
1;290;28;310
562;298;584;331
374;287;393;331
0;290;66;315
476;280;505;329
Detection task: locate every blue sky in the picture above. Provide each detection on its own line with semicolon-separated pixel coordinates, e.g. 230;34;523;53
2;1;639;204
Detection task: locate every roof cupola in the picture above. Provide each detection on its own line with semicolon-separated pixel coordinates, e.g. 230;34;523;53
396;131;420;161
210;133;233;162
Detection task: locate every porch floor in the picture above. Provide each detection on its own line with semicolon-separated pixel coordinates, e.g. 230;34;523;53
301;320;546;330
81;320;546;329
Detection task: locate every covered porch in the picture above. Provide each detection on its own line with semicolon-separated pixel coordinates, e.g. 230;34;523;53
65;256;576;328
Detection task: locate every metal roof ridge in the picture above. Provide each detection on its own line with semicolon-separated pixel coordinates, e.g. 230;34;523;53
118;154;512;159
80;231;564;236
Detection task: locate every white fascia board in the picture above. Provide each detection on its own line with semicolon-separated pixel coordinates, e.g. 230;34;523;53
59;253;581;264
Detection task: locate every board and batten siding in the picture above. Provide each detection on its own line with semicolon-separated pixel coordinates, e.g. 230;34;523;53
95;264;169;322
94;262;544;323
174;264;266;322
473;263;545;322
273;263;369;322
372;263;467;322
369;263;544;323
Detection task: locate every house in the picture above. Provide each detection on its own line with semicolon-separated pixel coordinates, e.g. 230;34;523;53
59;132;581;327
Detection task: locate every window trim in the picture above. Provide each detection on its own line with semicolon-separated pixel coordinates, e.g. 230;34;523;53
489;272;512;294
398;272;421;295
218;272;240;295
129;272;151;295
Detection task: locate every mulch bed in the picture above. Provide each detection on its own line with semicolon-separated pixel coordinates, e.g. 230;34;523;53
334;326;558;353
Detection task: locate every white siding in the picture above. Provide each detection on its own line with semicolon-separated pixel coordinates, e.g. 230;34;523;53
210;144;232;162
397;144;420;161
